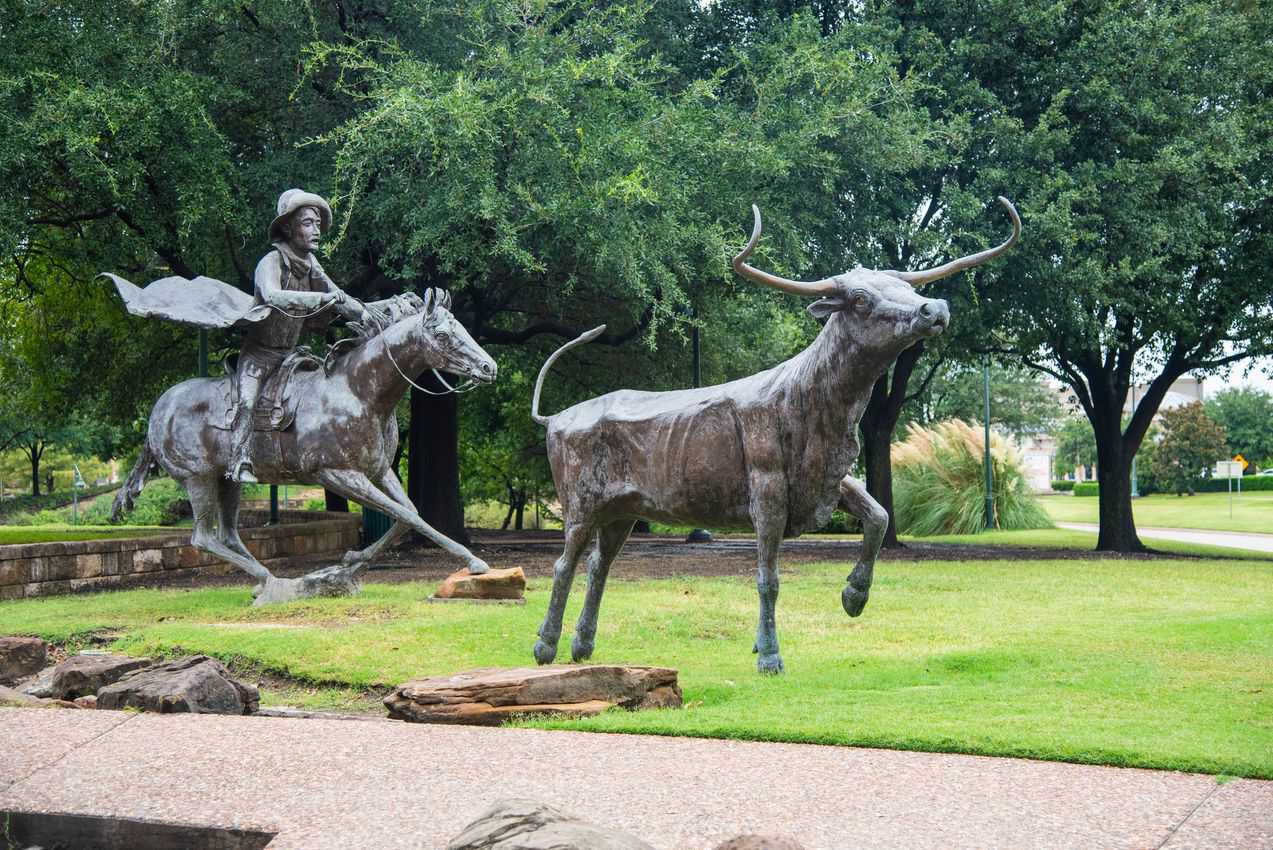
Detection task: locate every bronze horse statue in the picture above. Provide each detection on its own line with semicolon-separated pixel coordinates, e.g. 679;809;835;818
113;289;497;604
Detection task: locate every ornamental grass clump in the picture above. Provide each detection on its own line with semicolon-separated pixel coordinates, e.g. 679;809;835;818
892;420;1052;536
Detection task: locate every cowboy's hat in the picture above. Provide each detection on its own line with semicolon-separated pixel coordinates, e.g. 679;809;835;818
268;189;332;241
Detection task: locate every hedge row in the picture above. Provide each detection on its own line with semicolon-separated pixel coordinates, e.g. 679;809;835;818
1051;480;1076;492
1070;475;1273;497
0;481;121;518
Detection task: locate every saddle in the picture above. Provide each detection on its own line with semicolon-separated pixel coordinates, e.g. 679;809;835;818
217;349;322;432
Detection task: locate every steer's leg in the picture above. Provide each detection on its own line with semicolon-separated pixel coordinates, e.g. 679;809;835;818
749;473;788;675
534;520;593;665
838;473;888;617
571;518;636;662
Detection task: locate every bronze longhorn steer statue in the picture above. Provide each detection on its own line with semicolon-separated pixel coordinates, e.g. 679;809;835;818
530;198;1020;673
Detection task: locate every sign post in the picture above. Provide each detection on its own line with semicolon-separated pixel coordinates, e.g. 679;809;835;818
1214;460;1243;519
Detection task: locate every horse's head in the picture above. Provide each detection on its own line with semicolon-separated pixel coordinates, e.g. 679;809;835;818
417;289;497;384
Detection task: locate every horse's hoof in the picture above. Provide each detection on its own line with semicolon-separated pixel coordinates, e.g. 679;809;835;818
251;583;264;598
757;653;785;675
533;639;558;666
467;558;489;575
842;582;870;617
571;635;594;663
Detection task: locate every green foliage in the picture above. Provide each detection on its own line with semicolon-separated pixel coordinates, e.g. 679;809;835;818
1050;480;1075;492
904;363;1064;442
1155;403;1229;496
1206;387;1273;468
1187;476;1273;494
1074;483;1100;497
96;478;187;527
892;420;1052;535
1054;417;1098;473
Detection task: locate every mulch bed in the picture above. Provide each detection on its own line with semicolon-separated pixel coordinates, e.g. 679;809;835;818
156;527;1183;591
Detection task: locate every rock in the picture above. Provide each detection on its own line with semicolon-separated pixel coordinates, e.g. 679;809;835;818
385;665;681;725
447;798;654;850
96;655;259;715
0;685;80;709
21;667;57;698
712;837;807;850
433;566;525;601
252;563;361;605
48;653;152;700
0;637;49;684
73;694;97;709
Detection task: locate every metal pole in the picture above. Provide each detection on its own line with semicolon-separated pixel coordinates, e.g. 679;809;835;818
983;357;995;530
269;484;279;525
1130;383;1139;498
687;311;712;544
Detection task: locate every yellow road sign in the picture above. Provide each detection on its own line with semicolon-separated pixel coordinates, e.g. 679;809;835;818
1234;454;1249;470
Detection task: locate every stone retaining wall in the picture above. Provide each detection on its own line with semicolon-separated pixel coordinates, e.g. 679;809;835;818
0;512;361;601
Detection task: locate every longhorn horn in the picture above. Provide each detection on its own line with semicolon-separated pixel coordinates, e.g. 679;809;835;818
732;205;837;297
894;197;1021;288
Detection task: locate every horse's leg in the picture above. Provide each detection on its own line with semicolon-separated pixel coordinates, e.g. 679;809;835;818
339;520;411;570
375;470;488;572
186;476;272;582
571;518;635;663
215;477;250;555
315;469;488;574
534;519;594;665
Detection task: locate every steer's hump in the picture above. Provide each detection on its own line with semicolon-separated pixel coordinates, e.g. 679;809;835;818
550;387;726;432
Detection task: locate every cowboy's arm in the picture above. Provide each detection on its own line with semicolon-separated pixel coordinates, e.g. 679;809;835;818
312;260;382;325
254;253;339;312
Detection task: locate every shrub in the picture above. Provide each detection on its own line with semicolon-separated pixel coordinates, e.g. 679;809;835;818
1051;480;1075;492
92;478;188;526
892;420;1053;536
1074;482;1100;496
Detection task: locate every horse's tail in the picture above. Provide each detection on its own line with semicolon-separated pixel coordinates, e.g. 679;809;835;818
531;325;607;427
111;439;157;523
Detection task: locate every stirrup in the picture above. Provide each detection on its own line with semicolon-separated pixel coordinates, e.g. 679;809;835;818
229;460;258;484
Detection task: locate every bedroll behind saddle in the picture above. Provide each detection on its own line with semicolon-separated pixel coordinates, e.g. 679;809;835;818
217;350;323;432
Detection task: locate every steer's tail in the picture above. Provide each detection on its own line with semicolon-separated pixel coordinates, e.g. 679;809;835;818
531;325;607;426
111;439;157;523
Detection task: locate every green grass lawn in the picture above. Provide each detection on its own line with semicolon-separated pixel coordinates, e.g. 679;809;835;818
1041;491;1273;534
0;525;184;545
3;555;1270;778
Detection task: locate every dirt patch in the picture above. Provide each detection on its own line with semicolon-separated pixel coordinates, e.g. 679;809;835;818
139;528;1195;592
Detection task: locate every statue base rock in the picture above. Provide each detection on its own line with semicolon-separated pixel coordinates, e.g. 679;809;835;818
431;566;525;601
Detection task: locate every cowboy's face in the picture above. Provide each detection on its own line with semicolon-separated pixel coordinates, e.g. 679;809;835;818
287;207;323;254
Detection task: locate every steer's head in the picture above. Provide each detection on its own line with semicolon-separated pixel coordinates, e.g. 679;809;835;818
732;197;1020;353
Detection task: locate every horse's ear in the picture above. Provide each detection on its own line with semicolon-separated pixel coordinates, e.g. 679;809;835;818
440;290;452;312
422;288;437;315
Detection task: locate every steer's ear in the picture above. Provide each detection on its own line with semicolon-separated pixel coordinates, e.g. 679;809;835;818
807;293;846;319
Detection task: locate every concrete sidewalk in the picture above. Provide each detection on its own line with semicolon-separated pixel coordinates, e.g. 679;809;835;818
2;708;1270;849
1057;523;1273;554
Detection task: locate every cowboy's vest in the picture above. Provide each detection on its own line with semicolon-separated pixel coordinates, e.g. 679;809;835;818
242;242;332;355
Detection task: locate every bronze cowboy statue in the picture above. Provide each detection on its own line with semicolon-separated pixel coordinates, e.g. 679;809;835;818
104;188;498;604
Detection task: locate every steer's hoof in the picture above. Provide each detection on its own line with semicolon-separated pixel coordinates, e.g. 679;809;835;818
250;583;264;599
466;558;489;575
571;634;594;663
842;582;870;617
757;653;785;675
533;638;558;666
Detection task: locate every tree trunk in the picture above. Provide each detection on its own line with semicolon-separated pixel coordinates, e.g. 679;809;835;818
859;417;900;548
324;490;349;512
1093;429;1146;552
27;441;42;497
514;493;525;531
407;374;469;545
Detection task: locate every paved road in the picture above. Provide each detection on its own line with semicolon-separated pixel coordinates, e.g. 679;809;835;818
1057;522;1273;554
2;708;1271;849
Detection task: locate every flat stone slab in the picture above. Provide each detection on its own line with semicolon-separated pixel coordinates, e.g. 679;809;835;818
432;566;526;601
1;710;1271;849
384;665;682;725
